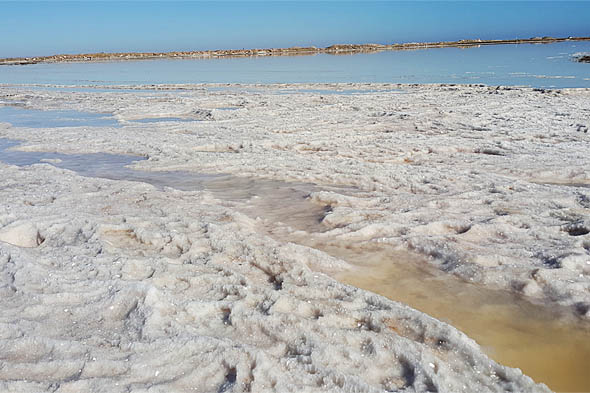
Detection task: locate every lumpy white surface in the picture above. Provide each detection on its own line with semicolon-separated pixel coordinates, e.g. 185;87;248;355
2;83;587;392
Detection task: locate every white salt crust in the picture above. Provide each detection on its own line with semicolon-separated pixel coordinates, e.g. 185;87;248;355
2;83;588;391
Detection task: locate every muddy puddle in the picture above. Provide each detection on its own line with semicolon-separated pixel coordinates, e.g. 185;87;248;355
324;243;590;393
2;133;590;391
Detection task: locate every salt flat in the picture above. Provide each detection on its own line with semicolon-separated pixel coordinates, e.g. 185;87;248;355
1;83;589;392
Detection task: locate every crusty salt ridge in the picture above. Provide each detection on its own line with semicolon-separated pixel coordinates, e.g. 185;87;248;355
0;163;549;392
1;84;589;316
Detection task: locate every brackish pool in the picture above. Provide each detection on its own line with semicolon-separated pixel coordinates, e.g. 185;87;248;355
331;245;590;393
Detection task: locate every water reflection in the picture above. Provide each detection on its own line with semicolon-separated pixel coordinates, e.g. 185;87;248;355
0;105;120;128
327;243;590;393
0;138;330;232
1;41;589;88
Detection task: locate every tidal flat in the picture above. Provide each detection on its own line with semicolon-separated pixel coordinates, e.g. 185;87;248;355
1;83;589;392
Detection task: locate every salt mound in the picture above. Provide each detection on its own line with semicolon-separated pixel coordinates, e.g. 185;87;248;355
0;221;44;248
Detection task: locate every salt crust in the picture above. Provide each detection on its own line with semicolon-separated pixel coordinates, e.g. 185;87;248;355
0;164;548;392
1;83;589;314
1;83;587;391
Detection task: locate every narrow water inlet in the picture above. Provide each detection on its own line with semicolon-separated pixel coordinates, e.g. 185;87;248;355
1;138;590;392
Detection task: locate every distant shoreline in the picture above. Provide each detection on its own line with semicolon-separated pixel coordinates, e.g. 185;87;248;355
2;36;589;66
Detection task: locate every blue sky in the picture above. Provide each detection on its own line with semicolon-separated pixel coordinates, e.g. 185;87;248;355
1;1;589;57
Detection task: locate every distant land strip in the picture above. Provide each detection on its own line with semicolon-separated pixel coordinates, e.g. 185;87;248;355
2;36;590;66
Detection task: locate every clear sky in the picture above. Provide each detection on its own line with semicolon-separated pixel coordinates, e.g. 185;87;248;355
1;1;589;58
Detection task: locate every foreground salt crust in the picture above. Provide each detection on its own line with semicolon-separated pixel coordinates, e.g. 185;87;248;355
0;164;547;392
1;83;589;315
0;83;588;391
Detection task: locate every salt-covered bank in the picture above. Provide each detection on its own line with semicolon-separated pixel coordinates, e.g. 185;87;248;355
1;83;589;392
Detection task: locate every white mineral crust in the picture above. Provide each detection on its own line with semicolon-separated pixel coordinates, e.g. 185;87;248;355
2;83;587;392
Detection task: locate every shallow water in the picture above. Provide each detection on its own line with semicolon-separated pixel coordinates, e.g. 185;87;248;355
0;85;181;94
0;105;120;128
0;138;146;178
328;244;590;393
1;41;590;88
0;138;329;233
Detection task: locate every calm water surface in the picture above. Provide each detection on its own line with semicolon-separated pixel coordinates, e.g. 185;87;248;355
0;106;120;128
1;42;589;88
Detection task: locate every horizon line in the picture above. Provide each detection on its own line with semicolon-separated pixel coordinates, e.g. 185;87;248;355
2;35;589;66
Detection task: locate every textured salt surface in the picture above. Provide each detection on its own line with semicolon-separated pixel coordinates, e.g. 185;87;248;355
129;117;201;124
0;164;548;393
1;83;589;391
2;83;587;315
1;139;586;390
0;138;332;236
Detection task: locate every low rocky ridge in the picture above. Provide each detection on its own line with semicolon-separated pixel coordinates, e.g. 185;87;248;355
2;36;589;65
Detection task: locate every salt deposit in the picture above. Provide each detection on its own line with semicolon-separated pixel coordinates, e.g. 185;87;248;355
1;83;588;391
